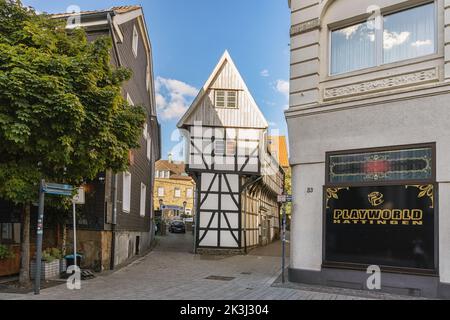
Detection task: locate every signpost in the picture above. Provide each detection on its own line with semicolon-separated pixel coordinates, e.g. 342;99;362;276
278;194;292;284
71;187;85;272
34;181;74;295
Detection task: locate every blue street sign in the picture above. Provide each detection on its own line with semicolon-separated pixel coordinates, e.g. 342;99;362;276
286;195;293;202
43;183;74;196
162;205;183;211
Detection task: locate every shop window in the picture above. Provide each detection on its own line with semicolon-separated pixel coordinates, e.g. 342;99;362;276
328;146;433;184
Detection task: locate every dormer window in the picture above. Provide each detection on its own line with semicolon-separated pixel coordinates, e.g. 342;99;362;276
132;25;139;58
330;2;436;75
215;90;238;108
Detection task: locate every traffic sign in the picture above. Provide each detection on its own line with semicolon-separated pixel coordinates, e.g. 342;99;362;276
43;183;74;196
277;195;287;203
278;194;292;203
72;187;85;204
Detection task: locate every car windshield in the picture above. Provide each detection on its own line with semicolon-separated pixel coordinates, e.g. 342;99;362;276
173;222;184;226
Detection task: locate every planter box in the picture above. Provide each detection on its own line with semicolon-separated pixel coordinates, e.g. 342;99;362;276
30;259;64;280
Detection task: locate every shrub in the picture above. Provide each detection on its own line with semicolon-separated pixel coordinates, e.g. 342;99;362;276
0;244;14;260
41;247;62;262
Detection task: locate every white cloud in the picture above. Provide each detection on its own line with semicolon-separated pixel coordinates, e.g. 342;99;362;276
383;31;410;50
155;77;198;120
275;79;289;99
337;25;360;40
260;69;270;77
411;39;432;47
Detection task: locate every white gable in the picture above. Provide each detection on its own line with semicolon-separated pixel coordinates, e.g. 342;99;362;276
177;51;268;129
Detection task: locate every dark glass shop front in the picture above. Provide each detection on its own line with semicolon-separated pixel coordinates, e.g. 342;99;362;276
324;143;437;273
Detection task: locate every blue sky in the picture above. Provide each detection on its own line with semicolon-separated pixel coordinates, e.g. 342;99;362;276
22;0;291;160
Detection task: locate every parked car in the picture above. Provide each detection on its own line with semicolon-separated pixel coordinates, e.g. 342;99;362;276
169;221;186;233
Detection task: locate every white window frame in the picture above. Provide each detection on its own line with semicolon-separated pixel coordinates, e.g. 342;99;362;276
158;187;165;197
146;137;151;161
155;170;159;178
140;183;146;217
328;1;437;76
164;171;170;179
132;25;139;58
174;188;181;198
146;66;151;91
122;172;132;213
143;122;148;139
186;188;193;198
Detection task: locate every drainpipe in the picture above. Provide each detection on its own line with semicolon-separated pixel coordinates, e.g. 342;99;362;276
107;12;121;270
241;176;262;254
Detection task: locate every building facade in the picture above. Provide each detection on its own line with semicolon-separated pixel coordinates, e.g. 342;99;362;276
178;51;284;253
286;0;450;298
53;6;161;270
153;159;196;220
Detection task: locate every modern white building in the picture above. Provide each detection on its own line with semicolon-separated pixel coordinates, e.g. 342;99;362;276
286;0;450;298
178;51;284;253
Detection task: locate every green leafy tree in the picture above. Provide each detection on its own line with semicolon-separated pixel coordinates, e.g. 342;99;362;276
0;1;145;285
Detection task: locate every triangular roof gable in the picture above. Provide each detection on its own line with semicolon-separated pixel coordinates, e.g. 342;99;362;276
177;51;268;129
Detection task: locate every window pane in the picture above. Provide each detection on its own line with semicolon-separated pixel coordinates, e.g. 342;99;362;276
329;147;433;183
384;3;435;64
227;91;237;108
215;140;226;155
331;21;376;74
216;91;225;107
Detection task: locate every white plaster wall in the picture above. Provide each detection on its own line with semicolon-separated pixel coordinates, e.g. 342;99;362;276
439;183;450;283
290;162;325;271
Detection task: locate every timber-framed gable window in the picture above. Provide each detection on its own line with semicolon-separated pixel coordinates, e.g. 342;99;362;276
214;90;238;109
330;1;436;75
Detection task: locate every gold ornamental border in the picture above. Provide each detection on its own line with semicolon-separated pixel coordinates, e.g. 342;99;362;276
405;184;434;209
326;187;349;209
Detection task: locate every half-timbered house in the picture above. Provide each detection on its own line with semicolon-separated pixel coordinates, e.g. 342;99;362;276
177;51;284;253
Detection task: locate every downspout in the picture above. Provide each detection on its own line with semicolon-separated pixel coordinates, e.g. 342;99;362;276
107;12;121;270
241;176;262;254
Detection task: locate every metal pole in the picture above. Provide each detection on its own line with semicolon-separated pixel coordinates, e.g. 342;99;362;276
72;201;77;269
282;203;286;284
34;179;45;295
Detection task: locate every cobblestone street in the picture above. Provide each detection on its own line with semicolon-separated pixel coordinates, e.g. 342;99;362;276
0;233;418;300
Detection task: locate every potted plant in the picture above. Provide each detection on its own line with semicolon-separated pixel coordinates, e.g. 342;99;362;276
31;247;64;280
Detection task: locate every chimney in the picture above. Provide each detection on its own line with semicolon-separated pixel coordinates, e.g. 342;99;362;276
168;153;173;163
